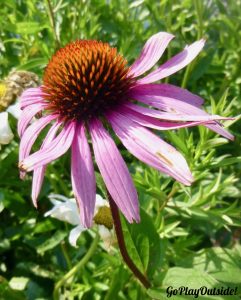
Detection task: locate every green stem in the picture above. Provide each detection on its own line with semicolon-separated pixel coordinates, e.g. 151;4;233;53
60;242;72;270
181;0;204;88
181;64;192;89
45;0;61;49
159;184;178;213
53;233;100;300
164;1;172;84
194;0;204;39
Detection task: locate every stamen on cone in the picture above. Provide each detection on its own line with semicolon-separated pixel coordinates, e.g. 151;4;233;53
43;40;135;121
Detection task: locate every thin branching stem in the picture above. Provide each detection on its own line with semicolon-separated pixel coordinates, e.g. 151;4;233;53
45;0;61;49
182;0;204;88
53;233;100;300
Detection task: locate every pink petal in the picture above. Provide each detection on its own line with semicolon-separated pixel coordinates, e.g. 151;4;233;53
19;114;58;177
18;103;47;137
20;87;46;109
71;123;96;228
128;32;174;78
119;106;211;130
89;119;140;223
204;123;234;140
138;39;205;84
107;112;193;186
20;121;76;172
124;102;228;122
32;121;62;207
129;83;204;107
129;93;234;139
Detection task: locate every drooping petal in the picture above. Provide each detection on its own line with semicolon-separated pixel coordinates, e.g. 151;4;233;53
32;121;62;207
124;102;229;122
107;112;193;186
32;168;46;207
71;123;96;228
20;87;46;109
138;39;205;84
204;123;234;140
129;83;204;107
129;92;234;139
18;102;47;137
119;106;210;130
20;121;76;172
69;225;86;247
128;32;174;78
89;119;140;223
19;114;57;164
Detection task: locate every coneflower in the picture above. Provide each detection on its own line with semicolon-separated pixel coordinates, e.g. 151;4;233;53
18;32;233;228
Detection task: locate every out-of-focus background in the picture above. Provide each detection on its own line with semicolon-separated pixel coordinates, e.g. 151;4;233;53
0;1;240;299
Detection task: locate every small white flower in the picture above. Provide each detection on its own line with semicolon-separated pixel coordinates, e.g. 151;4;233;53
45;194;115;250
0;111;14;146
45;194;81;226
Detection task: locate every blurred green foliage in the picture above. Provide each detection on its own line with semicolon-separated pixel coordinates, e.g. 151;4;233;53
0;0;240;299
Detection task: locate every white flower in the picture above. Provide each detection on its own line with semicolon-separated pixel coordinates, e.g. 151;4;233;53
45;194;115;250
0;112;14;146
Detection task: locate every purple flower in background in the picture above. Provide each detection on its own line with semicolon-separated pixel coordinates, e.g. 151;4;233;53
18;32;233;227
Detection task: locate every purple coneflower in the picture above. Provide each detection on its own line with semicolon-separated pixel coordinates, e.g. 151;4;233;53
18;32;233;228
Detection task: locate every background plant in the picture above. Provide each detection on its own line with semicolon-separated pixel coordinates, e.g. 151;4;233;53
0;0;240;299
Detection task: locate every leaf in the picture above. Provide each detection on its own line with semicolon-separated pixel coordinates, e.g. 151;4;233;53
147;288;167;300
24;230;67;254
104;266;129;300
0;276;26;300
210;157;241;168
9;277;29;291
5;22;49;35
121;209;162;277
121;217;144;273
37;230;67;254
16;262;56;279
151;267;240;300
16;58;48;71
178;246;241;289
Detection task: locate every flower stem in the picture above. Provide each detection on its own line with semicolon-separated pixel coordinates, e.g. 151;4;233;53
45;0;61;49
108;193;151;289
181;0;204;88
159;183;178;213
60;241;72;269
53;233;100;300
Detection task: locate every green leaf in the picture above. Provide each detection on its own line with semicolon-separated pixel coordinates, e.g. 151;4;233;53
210;157;241;168
24;230;67;254
16;58;48;71
178;246;241;290
0;276;26;300
37;230;67;254
5;22;49;35
9;277;29;291
121;209;162;277
152;267;240;300
147;288;167;300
